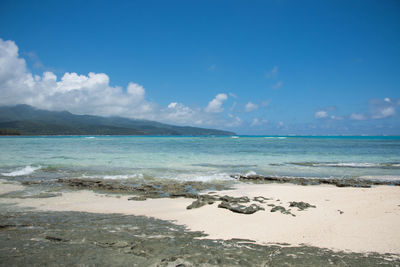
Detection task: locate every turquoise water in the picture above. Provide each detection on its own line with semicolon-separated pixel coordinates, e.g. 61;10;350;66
0;136;399;182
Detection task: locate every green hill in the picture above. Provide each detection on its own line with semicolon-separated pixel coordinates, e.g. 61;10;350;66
0;105;235;136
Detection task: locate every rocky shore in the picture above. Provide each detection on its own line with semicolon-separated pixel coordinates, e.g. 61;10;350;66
1;209;399;266
1;178;400;265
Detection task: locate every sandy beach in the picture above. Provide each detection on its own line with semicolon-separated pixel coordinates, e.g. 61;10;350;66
1;179;399;255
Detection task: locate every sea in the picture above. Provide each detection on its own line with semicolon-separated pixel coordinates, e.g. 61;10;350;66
1;136;400;184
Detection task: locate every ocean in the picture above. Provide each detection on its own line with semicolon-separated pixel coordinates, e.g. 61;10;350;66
1;136;400;183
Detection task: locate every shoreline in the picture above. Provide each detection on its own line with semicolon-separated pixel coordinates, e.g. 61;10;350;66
1;179;400;255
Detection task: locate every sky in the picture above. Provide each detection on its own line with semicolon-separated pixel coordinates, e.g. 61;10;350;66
0;0;399;135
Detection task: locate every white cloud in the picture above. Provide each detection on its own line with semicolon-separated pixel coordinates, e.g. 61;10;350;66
228;92;237;98
0;38;245;129
350;113;366;120
226;113;242;127
372;106;395;119
315;110;328;119
127;82;145;101
205;93;228;113
250;118;267;127
245;102;258;112
330;115;344;120
0;39;156;118
370;98;397;119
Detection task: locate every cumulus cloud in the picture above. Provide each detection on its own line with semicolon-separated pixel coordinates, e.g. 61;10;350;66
228;92;237;98
370;98;397;119
226;113;242;127
205;93;228;113
245;102;258;112
315;110;328;119
0;39;156;118
350;113;366;121
250;118;267;127
372;106;395;119
0;38;247;129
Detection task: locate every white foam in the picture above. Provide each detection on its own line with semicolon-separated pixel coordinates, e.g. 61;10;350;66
245;171;257;177
231;136;239;139
103;174;144;180
82;174;144;180
168;172;233;182
264;137;287;140
1;165;41;177
315;162;396;168
359;175;400;181
85;137;96;139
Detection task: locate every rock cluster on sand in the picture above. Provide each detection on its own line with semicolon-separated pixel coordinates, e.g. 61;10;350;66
289;201;316;211
186;194;264;214
218;202;265;214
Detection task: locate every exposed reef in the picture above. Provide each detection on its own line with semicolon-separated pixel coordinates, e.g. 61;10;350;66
234;174;400;188
1;209;399;266
56;178;227;198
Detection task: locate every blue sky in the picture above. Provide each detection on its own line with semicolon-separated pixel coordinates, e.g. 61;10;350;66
0;0;399;135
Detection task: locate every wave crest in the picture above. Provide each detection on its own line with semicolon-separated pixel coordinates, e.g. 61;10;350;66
1;165;41;177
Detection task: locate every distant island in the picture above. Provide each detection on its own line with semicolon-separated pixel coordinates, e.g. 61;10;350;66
0;105;235;136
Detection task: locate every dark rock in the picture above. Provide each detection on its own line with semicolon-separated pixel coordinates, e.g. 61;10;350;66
289;201;316;211
338;210;344;214
45;236;69;242
128;196;147;201
218;201;264;214
187;199;207;210
270;206;295;216
253;196;271;203
186;194;217;209
219;195;250;203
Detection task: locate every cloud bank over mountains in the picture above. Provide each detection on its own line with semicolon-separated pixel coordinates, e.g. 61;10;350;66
0;39;240;128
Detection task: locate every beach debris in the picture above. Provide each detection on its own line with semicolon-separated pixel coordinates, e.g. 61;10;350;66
289;201;316;211
337;210;344;214
218;201;264;214
270;206;295;216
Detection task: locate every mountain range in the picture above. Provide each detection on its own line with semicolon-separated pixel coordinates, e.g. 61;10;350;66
0;105;235;136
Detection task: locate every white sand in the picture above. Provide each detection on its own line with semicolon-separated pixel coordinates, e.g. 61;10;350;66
1;180;400;254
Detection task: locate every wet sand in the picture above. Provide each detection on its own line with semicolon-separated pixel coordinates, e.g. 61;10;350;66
1;180;400;254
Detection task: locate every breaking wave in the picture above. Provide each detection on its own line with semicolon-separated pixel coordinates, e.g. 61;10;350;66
1;165;42;177
291;162;400;169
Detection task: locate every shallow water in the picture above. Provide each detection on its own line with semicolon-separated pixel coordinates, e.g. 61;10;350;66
0;136;399;183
